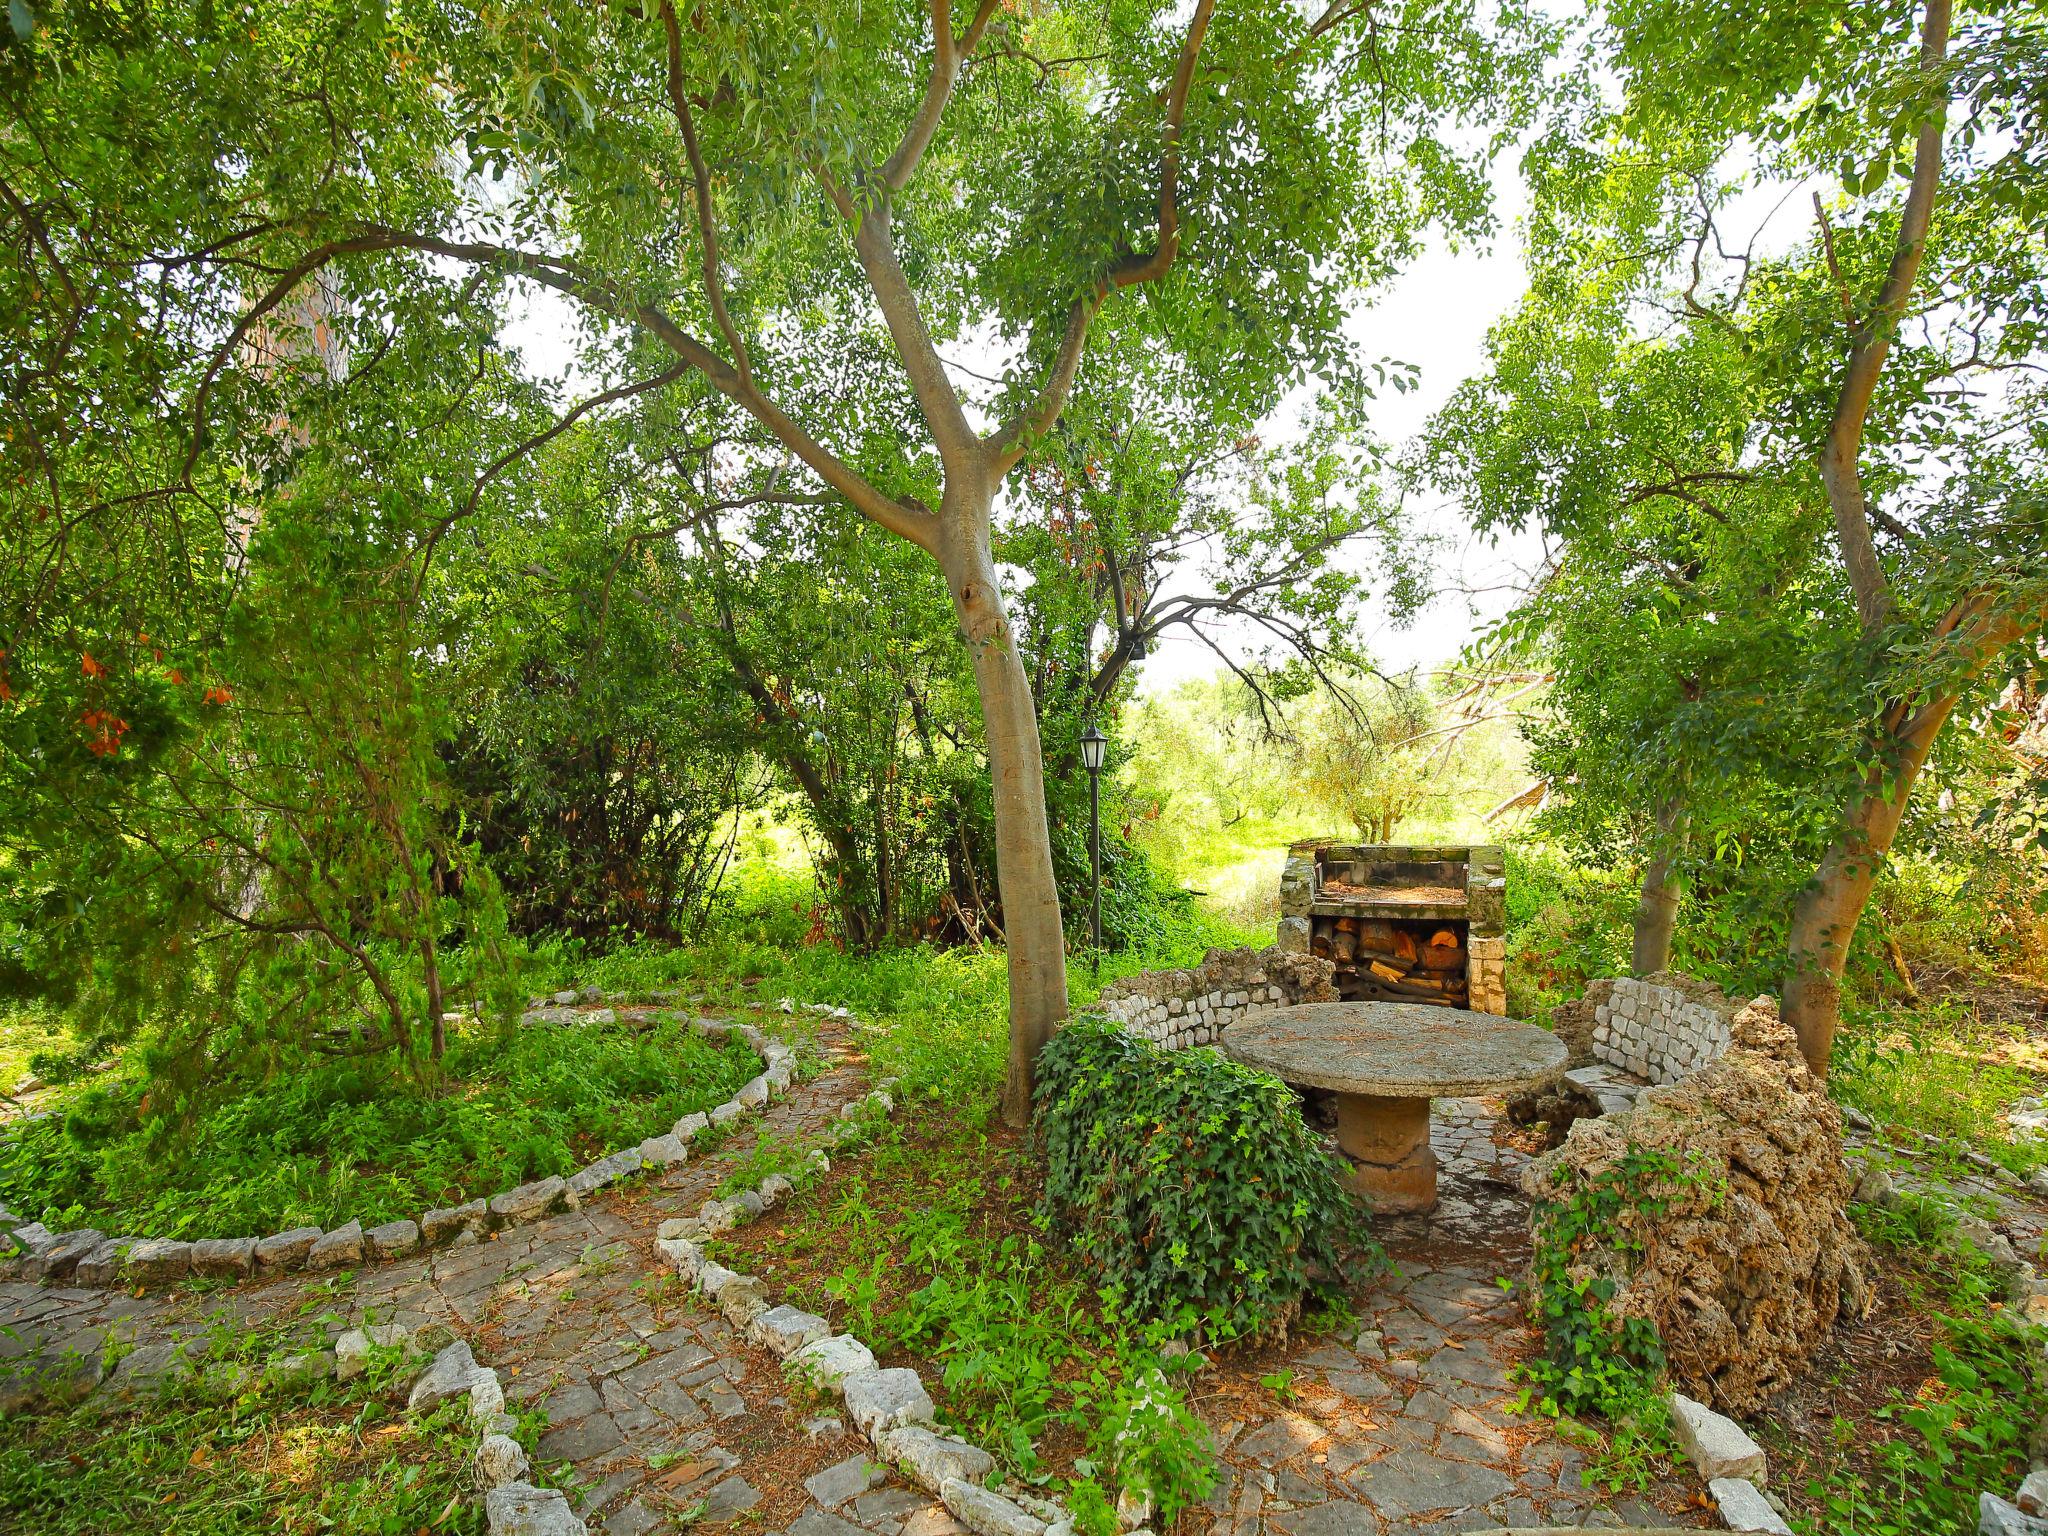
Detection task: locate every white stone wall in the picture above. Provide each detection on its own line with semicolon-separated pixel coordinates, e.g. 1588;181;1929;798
1095;984;1294;1051
1592;977;1733;1085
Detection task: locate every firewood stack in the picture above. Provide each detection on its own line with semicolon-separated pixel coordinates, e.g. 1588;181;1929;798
1311;916;1470;1005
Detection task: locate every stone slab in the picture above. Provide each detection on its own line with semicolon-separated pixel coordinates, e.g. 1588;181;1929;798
1669;1392;1766;1483
1711;1477;1792;1534
1224;1001;1566;1098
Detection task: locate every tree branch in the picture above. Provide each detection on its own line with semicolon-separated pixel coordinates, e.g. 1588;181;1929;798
661;0;751;385
986;0;1215;474
882;0;1002;191
352;224;942;554
1819;0;1952;636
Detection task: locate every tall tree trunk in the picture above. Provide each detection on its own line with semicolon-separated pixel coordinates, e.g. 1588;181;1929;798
1784;692;1957;1074
939;499;1070;1127
1632;796;1687;975
1786;0;1952;1071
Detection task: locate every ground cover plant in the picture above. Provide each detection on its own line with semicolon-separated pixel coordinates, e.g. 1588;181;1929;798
1773;1190;2048;1535
0;1014;758;1239
710;1093;1221;1525
0;1316;518;1535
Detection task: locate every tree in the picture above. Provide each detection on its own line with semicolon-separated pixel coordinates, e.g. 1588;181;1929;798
1428;0;2048;1068
4;0;1549;1118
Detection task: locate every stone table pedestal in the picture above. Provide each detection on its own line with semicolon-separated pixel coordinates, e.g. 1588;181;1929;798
1225;1001;1566;1215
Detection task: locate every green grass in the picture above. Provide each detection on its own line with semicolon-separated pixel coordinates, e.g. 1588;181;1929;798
0;1003;72;1098
1785;1197;2048;1536
0;1014;759;1240
1829;1001;2048;1177
0;1319;518;1535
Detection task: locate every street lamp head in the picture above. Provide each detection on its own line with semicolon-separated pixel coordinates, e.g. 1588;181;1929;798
1079;721;1109;774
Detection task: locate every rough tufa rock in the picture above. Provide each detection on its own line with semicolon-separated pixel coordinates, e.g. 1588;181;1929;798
788;1334;878;1391
1981;1494;2048;1536
718;1276;773;1328
408;1339;492;1413
1711;1477;1792;1534
639;1132;688;1166
477;1433;530;1487
420;1200;485;1246
22;1227;106;1282
1520;996;1869;1415
877;1424;996;1491
122;1237;194;1283
255;1226;323;1270
941;1478;1048;1536
842;1366;936;1437
367;1219;420;1258
489;1177;567;1224
74;1238;128;1284
1669;1392;1767;1482
190;1236;260;1278
747;1305;830;1357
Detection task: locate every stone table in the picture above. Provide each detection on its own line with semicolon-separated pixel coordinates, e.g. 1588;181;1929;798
1224;1000;1566;1214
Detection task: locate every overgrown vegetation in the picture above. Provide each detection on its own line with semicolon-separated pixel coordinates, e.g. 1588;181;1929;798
0;1014;757;1239
1034;1018;1369;1342
1513;1146;1714;1491
0;1317;517;1534
1789;1195;2048;1536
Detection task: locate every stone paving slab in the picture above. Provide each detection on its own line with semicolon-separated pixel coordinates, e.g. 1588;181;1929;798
1183;1101;1714;1536
3;1074;1723;1535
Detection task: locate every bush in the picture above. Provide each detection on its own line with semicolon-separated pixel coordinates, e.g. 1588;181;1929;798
1033;1018;1367;1341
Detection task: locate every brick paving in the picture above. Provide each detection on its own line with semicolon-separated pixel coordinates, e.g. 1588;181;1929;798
2;1068;1723;1533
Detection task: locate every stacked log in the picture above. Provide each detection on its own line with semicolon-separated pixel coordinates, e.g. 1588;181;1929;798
1310;914;1470;1006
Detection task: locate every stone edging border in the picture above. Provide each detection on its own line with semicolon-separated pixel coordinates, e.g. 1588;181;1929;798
0;993;799;1294
41;1306;585;1536
645;1078;1160;1536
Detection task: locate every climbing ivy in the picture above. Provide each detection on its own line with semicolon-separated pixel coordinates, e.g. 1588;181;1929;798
1033;1018;1371;1341
1515;1145;1721;1487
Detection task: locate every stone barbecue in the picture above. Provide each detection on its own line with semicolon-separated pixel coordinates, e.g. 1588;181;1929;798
1275;841;1507;1014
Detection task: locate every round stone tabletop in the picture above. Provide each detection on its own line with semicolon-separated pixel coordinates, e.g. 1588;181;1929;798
1224;1000;1567;1099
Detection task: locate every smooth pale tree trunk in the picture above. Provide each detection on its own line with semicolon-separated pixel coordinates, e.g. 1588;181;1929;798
1631;797;1687;976
939;489;1070;1126
1784;691;1957;1076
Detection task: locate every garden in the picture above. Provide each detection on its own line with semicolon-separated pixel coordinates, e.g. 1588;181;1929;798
3;0;2047;1534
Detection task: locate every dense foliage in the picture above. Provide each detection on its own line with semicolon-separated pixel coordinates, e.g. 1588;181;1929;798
1033;1017;1366;1341
0;1016;758;1238
1428;0;2048;1063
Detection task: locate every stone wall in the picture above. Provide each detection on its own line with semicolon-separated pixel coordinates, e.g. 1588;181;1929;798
1094;947;1335;1051
1591;973;1739;1086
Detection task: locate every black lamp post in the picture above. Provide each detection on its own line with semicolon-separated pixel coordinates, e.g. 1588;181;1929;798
1079;720;1109;974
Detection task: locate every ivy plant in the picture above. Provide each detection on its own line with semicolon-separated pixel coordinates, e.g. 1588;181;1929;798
1032;1017;1370;1342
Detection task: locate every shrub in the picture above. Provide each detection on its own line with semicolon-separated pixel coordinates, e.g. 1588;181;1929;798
1033;1018;1367;1341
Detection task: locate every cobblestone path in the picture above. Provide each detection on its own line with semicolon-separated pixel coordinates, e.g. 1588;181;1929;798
1187;1101;1713;1535
0;1017;972;1535
3;1064;1725;1533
